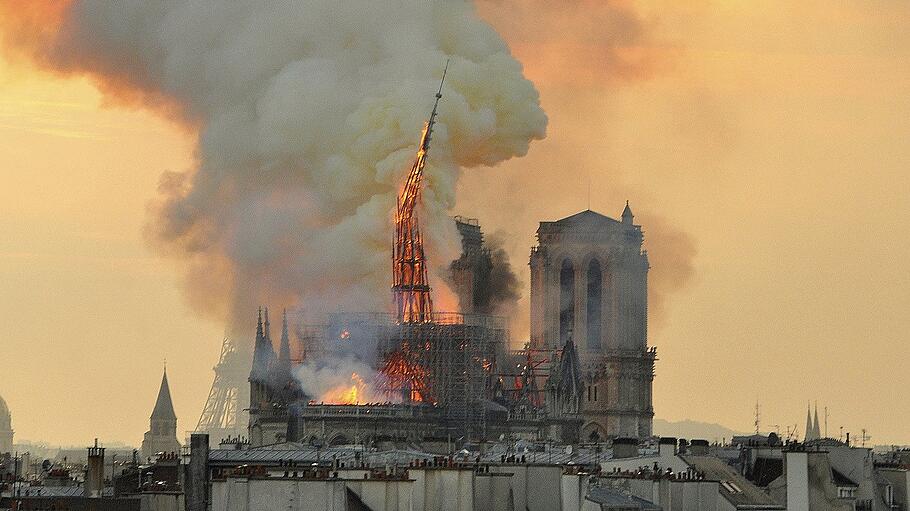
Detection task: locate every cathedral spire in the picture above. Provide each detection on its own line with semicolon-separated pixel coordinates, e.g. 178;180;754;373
278;309;292;370
256;307;263;341
264;307;272;343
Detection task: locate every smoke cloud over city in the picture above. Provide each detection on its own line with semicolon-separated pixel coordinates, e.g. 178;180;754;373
0;1;547;332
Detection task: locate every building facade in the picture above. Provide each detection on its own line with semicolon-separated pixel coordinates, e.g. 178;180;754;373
0;394;12;454
532;206;655;440
141;368;181;459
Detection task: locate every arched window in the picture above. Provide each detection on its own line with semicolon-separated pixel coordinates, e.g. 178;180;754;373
587;259;602;350
560;259;575;344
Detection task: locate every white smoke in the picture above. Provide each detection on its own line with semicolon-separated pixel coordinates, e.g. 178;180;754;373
296;356;388;405
3;1;548;329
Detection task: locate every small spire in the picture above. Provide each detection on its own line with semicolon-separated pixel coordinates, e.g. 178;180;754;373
812;402;821;439
250;306;276;381
278;309;291;366
805;401;821;442
256;307;263;340
621;201;634;224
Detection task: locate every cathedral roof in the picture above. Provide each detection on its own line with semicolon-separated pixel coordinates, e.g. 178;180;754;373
538;209;638;238
151;369;177;421
551;209;620;228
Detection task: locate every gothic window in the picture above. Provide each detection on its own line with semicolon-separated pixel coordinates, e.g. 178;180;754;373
560;259;575;344
587;259;602;350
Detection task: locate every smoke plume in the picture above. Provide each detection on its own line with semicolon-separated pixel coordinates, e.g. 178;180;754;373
457;0;697;337
0;1;547;331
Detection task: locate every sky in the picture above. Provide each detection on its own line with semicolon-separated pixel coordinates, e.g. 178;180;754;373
1;1;908;447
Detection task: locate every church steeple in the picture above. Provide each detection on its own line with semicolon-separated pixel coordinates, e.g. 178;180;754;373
151;366;177;421
141;365;180;458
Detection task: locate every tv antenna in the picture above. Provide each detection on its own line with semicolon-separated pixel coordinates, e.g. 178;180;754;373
824;406;829;438
754;400;761;435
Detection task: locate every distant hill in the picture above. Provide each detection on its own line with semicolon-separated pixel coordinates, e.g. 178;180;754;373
653;419;749;443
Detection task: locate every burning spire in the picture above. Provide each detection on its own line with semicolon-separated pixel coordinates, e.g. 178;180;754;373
392;61;448;323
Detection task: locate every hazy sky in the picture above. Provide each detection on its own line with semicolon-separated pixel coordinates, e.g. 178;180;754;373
1;1;908;446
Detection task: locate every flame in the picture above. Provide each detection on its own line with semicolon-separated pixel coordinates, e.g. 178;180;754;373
321;372;368;405
379;350;431;403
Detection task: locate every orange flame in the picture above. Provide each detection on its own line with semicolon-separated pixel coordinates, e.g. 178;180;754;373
321;372;368;404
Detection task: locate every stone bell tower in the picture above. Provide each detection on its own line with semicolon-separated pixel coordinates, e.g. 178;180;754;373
532;204;655;440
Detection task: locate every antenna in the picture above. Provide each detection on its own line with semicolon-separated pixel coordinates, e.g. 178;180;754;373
824;406;829;439
587;173;591;210
784;424;797;443
754;400;761;435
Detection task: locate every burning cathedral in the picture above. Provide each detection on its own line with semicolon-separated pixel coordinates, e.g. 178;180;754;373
205;71;655;448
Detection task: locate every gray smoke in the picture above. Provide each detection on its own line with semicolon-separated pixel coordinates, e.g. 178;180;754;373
2;2;548;332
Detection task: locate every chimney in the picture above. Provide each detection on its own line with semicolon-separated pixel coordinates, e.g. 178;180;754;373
785;451;810;511
612;438;639;459
287;404;302;442
659;437;677;458
689;439;710;456
186;434;210;511
85;438;105;497
678;439;689;454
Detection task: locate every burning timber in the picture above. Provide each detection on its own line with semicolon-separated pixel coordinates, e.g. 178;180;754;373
250;309;580;447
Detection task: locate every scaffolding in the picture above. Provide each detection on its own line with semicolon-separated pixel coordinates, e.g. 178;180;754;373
305;311;507;439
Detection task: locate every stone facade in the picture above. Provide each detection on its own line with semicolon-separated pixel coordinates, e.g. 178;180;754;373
532;207;655;440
